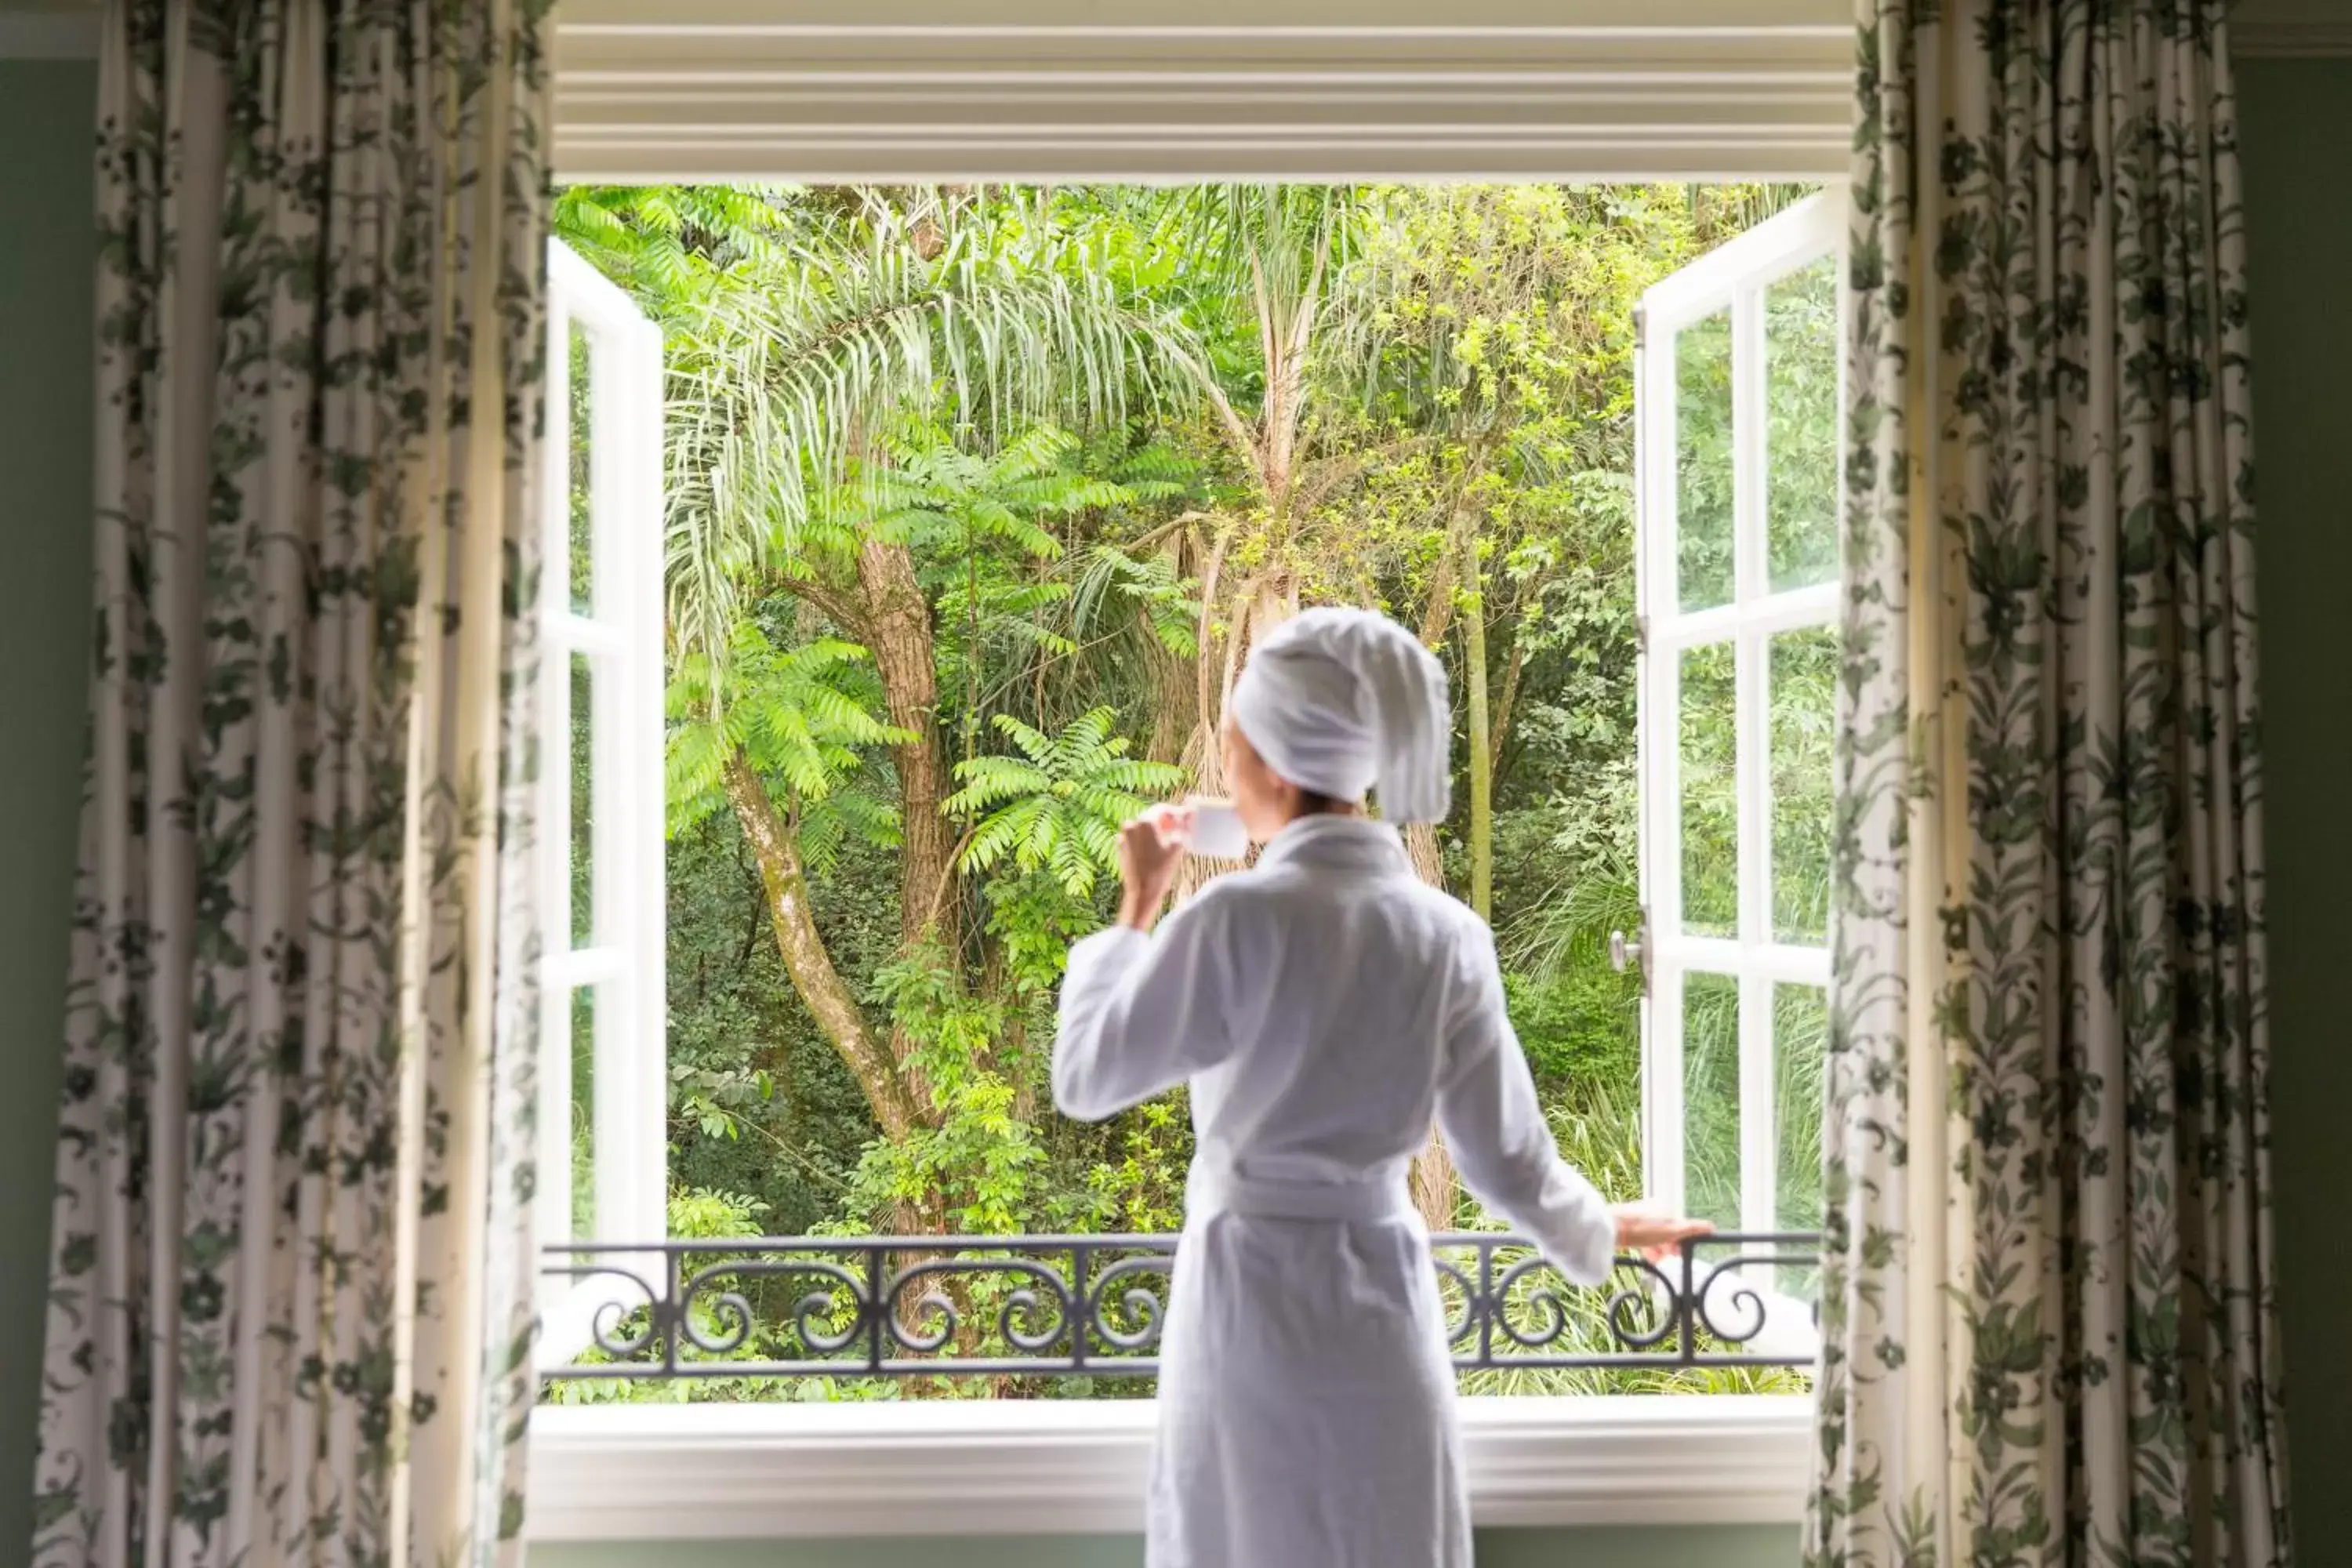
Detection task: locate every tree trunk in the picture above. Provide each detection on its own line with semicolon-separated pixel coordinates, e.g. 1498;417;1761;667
1403;822;1446;889
724;750;924;1142
842;530;999;1380
856;536;961;962
1490;637;1523;779
1380;516;1476;1228
731;738;958;1377
1460;533;1494;924
1141;535;1198;771
1396;499;1471;903
729;745;960;1352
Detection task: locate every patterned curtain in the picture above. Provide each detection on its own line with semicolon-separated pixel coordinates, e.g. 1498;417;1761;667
32;3;550;1566
1808;2;2291;1563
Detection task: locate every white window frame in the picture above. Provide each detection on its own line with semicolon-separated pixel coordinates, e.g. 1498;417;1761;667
537;238;670;1366
1632;194;1844;1244
517;0;1860;1539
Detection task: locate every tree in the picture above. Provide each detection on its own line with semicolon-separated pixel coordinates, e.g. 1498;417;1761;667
579;187;1183;1206
1117;187;1388;833
667;624;920;1138
659;189;1198;665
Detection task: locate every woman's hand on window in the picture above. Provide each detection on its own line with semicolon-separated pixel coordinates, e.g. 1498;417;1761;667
1608;1201;1714;1261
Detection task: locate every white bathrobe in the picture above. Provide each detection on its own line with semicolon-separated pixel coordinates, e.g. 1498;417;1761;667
1054;815;1617;1568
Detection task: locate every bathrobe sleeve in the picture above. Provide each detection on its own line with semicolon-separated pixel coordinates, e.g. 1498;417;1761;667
1434;920;1619;1286
1053;889;1245;1122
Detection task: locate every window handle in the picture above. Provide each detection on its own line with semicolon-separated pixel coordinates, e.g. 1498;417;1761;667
1608;927;1642;973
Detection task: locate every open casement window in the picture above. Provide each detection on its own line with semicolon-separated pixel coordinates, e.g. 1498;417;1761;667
1629;193;1842;1342
536;239;669;1366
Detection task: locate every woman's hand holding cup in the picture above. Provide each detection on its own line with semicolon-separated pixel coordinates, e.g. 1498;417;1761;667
1116;802;1194;931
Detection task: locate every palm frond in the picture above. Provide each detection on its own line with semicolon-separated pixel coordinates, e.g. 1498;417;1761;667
662;210;1210;664
1502;856;1642;980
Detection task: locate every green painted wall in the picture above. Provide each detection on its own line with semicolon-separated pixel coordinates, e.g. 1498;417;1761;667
1;47;2347;1568
0;57;97;1568
2238;54;2352;1567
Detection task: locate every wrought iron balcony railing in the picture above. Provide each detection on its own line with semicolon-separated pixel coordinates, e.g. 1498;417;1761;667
540;1230;1822;1384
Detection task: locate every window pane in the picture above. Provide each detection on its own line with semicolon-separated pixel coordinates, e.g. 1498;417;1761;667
571;652;595;948
568;322;595;617
571;983;598;1238
1682;971;1742;1233
1773;982;1828;1298
1764;256;1839;593
1675;308;1735;612
1679;641;1737;938
1769;626;1837;946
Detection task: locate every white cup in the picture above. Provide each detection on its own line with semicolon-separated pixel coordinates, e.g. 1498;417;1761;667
1183;797;1249;860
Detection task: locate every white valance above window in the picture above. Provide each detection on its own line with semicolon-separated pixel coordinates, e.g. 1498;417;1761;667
13;2;2339;182
549;0;1857;183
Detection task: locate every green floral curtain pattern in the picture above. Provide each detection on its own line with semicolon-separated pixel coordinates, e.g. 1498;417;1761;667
1809;2;2291;1564
33;3;551;1566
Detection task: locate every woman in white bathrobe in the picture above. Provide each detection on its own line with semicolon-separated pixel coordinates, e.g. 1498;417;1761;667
1054;608;1708;1568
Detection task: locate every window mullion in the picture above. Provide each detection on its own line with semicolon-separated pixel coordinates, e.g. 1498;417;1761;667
1633;297;1674;1213
1652;583;1837;650
568;614;626;659
1654;934;1828;987
1735;622;1774;1237
563;946;626;990
1731;281;1767;612
1653;966;1689;1222
537;290;579;1265
1730;274;1777;1238
586;321;629;1249
1737;971;1775;1239
1648;641;1686;1217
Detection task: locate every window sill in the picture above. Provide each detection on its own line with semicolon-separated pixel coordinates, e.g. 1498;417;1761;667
525;1394;1813;1541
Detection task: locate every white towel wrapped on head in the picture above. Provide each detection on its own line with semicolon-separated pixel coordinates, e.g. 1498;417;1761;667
1228;607;1453;824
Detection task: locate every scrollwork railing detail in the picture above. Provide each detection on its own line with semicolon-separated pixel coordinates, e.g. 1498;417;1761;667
539;1232;1820;1382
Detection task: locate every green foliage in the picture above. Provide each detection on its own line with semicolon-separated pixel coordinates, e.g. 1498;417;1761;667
663;815;880;1234
854;942;1045;1234
1069;539;1200;659
554;184;800;303
1502;966;1639;1087
1082;1096;1195;1234
879;423;1151;563
658;191;1204;663
555;179;1833;1406
667;623;909;844
948;710;1184;900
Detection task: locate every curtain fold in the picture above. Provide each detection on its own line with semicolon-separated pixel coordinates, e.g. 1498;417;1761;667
33;3;551;1565
1810;2;2289;1563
